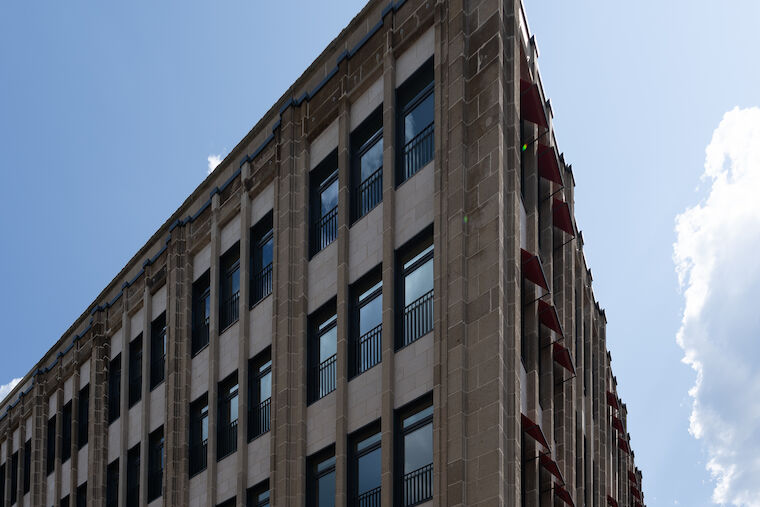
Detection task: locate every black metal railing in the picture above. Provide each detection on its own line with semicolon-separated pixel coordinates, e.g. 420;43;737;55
314;206;338;254
106;484;119;507
192;317;209;355
356;167;383;219
250;398;271;440
309;354;337;402
355;324;382;375
148;468;163;501
151;355;165;388
220;291;240;330
128;377;142;406
126;482;140;507
217;420;238;459
355;486;381;507
189;439;208;476
402;289;434;347
403;463;433;506
252;263;273;306
402;123;434;182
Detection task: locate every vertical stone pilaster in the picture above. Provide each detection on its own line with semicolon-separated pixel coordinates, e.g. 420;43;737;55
70;364;81;507
53;363;63;507
31;373;47;507
88;315;109;507
206;192;221;507
118;310;130;507
140;285;153;507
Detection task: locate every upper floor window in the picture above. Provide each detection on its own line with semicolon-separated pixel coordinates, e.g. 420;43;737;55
77;482;87;507
108;354;121;424
220;244;241;331
106;459;119;507
217;372;239;460
23;439;31;494
350;269;382;378
248;348;272;441
396;395;433;507
251;212;274;306
126;444;140;507
61;495;70;507
349;424;381;507
397;58;434;184
351;107;383;222
128;335;142;407
62;401;72;463
218;498;236;507
10;452;17;505
192;270;211;355
307;447;336;507
247;479;270;507
148;426;164;502
0;463;5;504
397;229;434;348
47;415;56;475
310;151;339;257
78;385;89;449
308;301;337;404
189;393;209;477
150;312;166;389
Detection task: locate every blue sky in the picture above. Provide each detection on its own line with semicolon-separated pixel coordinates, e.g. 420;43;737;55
1;1;760;506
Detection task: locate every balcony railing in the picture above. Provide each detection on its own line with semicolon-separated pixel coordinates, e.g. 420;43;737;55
402;123;434;182
249;397;271;440
189;439;208;476
403;463;433;507
192;317;209;355
309;354;337;403
220;291;240;331
151;355;165;388
356;167;383;219
217;420;238;460
355;486;381;507
252;263;273;306
313;206;338;254
402;289;434;347
148;468;163;501
128;376;141;406
355;324;382;376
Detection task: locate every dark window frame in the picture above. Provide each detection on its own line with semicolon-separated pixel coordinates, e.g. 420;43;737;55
189;393;209;477
148;426;164;502
395;227;434;350
307;300;338;404
77;482;87;507
306;445;336;507
108;354;121;424
78;385;89;449
250;212;274;307
128;334;143;407
309;150;340;258
126;444;140;507
106;459;119;507
10;451;17;505
0;463;5;507
23;439;31;494
349;268;383;379
62;401;72;463
350;106;384;223
217;372;239;460
219;243;241;332
47;415;56;475
246;479;270;507
192;270;211;356
150;312;166;390
348;422;382;507
396;58;434;186
395;393;434;507
248;348;272;441
61;495;70;507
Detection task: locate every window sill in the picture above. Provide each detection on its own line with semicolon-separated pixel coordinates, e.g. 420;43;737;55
247;428;270;444
219;318;240;336
395;158;434;190
249;292;272;311
150;379;165;392
191;342;209;358
216;449;237;463
189;466;207;479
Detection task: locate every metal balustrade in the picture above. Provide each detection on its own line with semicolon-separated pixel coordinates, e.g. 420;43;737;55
309;354;337;402
148;468;163;501
217;420;238;459
402;289;434;347
402;123;434;182
192;317;209;354
151;355;165;387
403;463;433;506
355;324;382;375
250;397;271;439
189;439;208;476
220;291;240;330
314;206;338;253
252;263;273;305
356;167;383;219
355;486;381;507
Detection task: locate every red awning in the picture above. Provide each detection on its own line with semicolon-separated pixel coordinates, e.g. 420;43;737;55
628;470;637;483
521;79;548;128
553;342;576;375
521;249;549;290
538;299;564;336
540;453;564;483
538;143;563;185
631;486;641;500
618;438;631;455
554;484;575;507
552;198;575;236
612;415;625;433
607;495;619;507
606;391;619;410
521;414;550;449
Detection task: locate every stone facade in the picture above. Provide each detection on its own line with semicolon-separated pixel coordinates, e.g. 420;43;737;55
0;1;645;506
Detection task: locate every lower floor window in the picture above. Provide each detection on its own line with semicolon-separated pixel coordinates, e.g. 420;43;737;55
397;395;433;506
307;446;336;507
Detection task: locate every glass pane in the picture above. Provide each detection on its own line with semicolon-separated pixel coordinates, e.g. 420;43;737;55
404;258;433;306
357;447;381;494
261;237;273;267
356;432;382;453
317;456;336;474
403;423;432;474
360;138;383;181
230;392;239;423
403;405;433;430
319;327;337;362
359;295;382;335
204;294;210;319
404;93;434;144
201;414;208;441
321;179;338;216
317;471;336;507
231;268;240;295
260;371;271;400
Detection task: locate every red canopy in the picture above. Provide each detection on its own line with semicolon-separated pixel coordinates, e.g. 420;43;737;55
631;486;641;500
520;79;548;128
538;143;563;185
538;299;564;336
618;438;631;455
553;342;576;375
606;391;619;410
628;470;637;483
552;198;575;236
612;415;625;432
521;249;549;290
521;414;549;449
607;495;619;507
554;484;575;507
540;453;564;483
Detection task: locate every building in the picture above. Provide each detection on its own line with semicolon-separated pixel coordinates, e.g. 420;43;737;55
0;0;646;506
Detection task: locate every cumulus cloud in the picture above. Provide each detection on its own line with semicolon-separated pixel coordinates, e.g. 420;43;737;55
207;154;222;174
0;378;22;401
674;107;760;506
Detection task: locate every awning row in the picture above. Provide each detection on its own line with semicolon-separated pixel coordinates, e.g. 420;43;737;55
521;78;548;128
607;495;619;507
521;413;576;507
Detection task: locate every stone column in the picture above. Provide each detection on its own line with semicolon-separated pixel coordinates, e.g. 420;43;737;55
70;363;81;507
206;192;221;507
87;314;109;507
140;283;153;507
118;309;130;507
31;372;48;507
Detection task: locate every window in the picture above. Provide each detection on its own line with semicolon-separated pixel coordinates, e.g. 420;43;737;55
61;495;70;507
250;212;274;306
23;439;31;494
246;480;270;507
128;334;142;407
351;107;383;222
151;312;166;389
126;444;140;507
396;395;433;507
349;424;381;507
307;447;336;507
9;451;18;505
79;385;89;449
350;269;382;378
106;459;119;507
308;301;337;404
396;229;434;349
310;151;339;257
217;373;239;460
148;426;163;502
192;270;211;355
108;354;121;424
0;463;4;507
248;348;272;441
218;498;236;507
47;415;56;475
220;243;241;331
77;482;87;507
397;58;434;184
189;394;209;476
62;401;72;463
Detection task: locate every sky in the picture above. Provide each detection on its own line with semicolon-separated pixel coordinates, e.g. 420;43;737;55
1;1;759;506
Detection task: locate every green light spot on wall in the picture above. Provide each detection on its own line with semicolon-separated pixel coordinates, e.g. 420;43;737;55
464;216;468;224
522;144;528;152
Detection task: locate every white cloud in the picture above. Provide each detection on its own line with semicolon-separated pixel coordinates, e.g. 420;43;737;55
0;378;22;401
674;107;760;506
207;154;222;174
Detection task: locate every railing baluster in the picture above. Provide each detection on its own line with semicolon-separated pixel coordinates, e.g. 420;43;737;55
402;289;434;347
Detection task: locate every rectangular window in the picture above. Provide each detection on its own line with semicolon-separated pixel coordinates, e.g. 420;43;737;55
246;480;270;507
189;394;209;476
0;463;4;507
351;107;383;222
78;385;89;449
250;212;274;307
248;348;272;441
397;58;434;184
150;312;166;389
23;439;31;494
218;498;236;507
192;270;211;355
10;452;18;505
106;459;119;507
349;424;381;507
307;446;336;507
350;269;382;378
126;444;140;507
220;243;241;331
308;301;337;404
148;426;163;502
396;395;433;507
396;229;434;349
61;495;70;507
217;372;239;460
310;151;339;257
128;335;142;406
62;401;72;463
108;354;121;424
77;482;87;507
47;415;56;475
